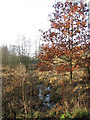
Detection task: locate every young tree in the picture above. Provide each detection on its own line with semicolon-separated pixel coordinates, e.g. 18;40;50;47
38;0;89;82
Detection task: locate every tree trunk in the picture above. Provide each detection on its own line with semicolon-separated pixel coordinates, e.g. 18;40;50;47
70;57;72;83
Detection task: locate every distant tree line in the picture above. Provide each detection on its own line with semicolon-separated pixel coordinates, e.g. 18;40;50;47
1;36;41;70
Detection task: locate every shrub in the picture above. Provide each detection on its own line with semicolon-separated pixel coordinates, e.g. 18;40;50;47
72;107;90;118
61;112;72;119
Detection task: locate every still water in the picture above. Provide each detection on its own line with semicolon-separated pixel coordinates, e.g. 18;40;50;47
38;85;55;108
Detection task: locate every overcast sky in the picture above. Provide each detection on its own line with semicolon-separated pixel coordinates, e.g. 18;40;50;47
0;0;89;48
0;0;56;46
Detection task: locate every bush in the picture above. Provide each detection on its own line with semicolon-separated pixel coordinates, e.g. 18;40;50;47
72;107;90;118
61;112;72;119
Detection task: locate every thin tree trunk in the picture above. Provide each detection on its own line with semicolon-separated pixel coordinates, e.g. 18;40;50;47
70;57;72;83
70;12;73;83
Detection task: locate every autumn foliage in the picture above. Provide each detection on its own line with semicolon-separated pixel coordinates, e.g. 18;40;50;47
38;0;89;82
